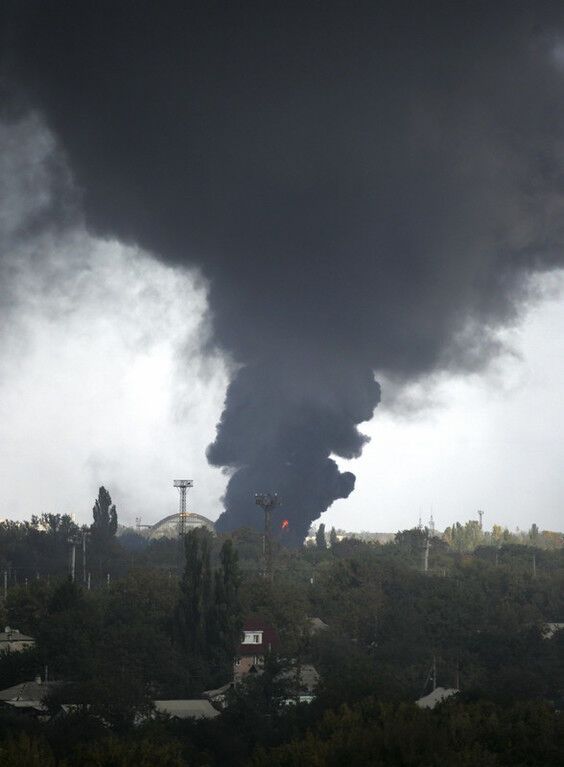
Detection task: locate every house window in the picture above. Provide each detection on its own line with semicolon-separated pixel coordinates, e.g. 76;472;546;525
242;630;263;644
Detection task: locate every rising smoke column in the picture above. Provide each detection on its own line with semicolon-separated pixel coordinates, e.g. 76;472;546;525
4;2;564;542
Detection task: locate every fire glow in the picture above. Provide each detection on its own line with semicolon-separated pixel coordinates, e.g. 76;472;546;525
281;519;289;530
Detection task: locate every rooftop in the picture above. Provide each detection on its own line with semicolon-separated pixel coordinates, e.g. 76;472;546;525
0;627;35;644
154;699;220;720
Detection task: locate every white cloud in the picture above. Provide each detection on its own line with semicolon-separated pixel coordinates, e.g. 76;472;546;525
325;274;564;534
0;116;228;527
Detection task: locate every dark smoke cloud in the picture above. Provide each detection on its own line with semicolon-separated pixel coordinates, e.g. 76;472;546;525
4;2;564;542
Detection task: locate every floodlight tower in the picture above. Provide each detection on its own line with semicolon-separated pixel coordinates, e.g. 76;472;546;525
174;480;194;537
255;493;279;581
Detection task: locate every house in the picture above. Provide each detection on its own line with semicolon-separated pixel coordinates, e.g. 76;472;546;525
0;677;62;717
0;627;35;653
154;699;220;720
234;617;279;681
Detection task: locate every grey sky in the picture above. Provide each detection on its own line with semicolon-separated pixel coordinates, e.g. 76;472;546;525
326;278;564;534
7;4;564;543
1;115;563;534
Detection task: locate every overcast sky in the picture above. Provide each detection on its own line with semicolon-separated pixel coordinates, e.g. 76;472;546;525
326;279;564;534
1;115;563;535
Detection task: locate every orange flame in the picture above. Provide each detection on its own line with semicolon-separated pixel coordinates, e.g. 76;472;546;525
281;519;289;529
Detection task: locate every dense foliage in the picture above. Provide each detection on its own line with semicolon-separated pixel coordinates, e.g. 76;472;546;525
1;508;563;765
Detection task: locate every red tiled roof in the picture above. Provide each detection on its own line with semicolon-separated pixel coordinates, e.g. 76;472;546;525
238;618;279;656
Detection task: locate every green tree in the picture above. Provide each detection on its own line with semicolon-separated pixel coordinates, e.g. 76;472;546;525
37;578;102;679
329;527;338;547
71;735;187;766
91;486;118;541
0;734;56;767
176;527;212;656
211;539;242;677
316;524;327;550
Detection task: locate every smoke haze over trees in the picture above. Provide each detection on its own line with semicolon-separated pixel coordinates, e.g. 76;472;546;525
4;3;564;539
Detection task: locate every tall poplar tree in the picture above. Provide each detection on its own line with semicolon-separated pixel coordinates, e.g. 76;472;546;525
91;486;118;541
316;523;327;550
211;539;242;674
176;527;213;657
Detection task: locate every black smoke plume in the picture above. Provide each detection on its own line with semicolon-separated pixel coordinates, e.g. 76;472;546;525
4;2;564;543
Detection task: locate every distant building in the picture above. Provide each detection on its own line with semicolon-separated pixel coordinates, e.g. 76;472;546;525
416;687;458;709
0;627;35;654
0;677;62;716
153;699;220;720
305;528;396;546
146;512;215;540
234;618;279;681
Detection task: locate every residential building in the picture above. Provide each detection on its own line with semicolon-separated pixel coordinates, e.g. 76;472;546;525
234;618;278;681
0;677;62;717
0;627;35;654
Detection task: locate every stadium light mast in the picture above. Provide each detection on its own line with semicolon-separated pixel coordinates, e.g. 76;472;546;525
255;492;279;581
174;480;194;537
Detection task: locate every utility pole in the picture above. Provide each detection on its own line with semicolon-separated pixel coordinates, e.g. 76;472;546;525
81;528;89;584
422;531;430;573
69;539;76;582
255;493;279;581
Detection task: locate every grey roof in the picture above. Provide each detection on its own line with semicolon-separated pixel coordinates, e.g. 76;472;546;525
147;513;215;540
154;699;220;719
0;680;61;702
202;682;233;700
416;687;459;709
0;628;35;643
309;617;329;633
